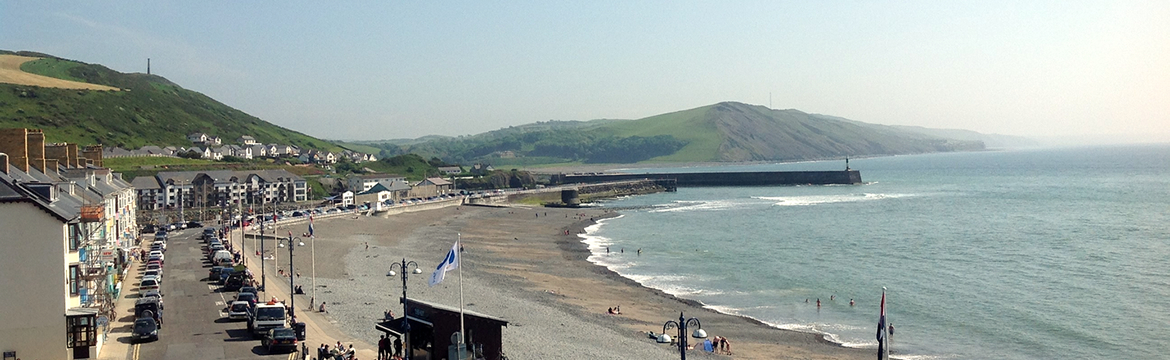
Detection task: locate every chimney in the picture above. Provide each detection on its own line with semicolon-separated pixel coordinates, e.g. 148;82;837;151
0;128;29;172
26;129;46;174
43;159;59;176
0;153;8;175
45;144;69;170
82;145;104;168
67;143;79;168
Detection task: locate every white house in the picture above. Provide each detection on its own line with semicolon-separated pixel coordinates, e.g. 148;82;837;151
238;135;257;145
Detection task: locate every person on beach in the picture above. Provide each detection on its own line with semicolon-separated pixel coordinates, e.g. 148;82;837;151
720;337;732;355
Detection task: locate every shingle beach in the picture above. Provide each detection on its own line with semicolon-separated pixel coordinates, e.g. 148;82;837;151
288;204;871;360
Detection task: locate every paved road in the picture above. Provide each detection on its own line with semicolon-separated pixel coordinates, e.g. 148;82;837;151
122;228;301;360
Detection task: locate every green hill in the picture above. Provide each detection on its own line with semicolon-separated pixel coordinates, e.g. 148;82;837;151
0;50;341;151
361;102;985;164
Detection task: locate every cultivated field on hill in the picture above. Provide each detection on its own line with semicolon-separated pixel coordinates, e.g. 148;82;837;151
0;55;119;91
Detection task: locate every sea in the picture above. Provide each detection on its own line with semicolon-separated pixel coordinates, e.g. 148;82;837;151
579;144;1170;360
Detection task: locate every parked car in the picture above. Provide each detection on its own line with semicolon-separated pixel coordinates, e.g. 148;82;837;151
142;269;162;281
261;327;298;353
138;278;160;295
145;262;162;273
132;317;159;342
149;251;164;263
239;286;258;298
208;266;225;281
187;221;203;228
227;300;252;321
217;268;236;285
235;292;258;308
142;289;164;310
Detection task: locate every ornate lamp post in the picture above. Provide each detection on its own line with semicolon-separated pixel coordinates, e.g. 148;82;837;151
663;312;705;360
278;236;303;316
388;258;422;360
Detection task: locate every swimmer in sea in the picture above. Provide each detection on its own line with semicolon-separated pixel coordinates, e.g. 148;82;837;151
850;298;855;306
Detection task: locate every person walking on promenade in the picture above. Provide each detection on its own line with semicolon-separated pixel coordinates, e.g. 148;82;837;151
379;335;388;360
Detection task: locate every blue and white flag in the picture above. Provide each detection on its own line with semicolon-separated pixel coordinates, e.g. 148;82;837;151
876;288;888;360
428;241;459;286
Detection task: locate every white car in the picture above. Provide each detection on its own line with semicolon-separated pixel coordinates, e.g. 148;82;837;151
227;301;251;320
149;251;164;263
139;278;160;295
142;269;162;281
152;240;166;251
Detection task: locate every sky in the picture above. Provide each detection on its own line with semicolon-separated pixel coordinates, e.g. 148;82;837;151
3;1;1168;142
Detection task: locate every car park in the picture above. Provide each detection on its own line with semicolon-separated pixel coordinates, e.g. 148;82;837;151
132;317;159;342
227;300;252;320
261;327;298;353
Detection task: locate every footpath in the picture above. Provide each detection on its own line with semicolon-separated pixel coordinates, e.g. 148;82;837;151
97;238;145;360
243;232;379;360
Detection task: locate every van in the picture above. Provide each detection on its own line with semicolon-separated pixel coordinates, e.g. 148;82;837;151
248;301;288;336
212;250;233;266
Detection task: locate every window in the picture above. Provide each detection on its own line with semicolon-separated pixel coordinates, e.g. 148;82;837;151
66;314;96;348
68;265;81;295
68;224;81;251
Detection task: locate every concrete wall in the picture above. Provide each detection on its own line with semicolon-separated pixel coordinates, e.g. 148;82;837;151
557;170;862;187
0;202;70;360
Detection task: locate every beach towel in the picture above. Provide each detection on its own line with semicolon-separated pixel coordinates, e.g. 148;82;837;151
703;339;714;352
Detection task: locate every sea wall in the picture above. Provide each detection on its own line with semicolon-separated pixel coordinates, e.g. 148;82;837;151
553;170;861;187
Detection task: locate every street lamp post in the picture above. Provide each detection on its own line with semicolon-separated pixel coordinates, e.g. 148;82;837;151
278;236;303;317
663;312;705;360
388;258;422;360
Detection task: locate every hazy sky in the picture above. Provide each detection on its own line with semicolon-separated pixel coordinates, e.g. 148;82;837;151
3;1;1168;142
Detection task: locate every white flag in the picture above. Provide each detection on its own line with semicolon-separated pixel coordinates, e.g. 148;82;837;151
428;241;459;286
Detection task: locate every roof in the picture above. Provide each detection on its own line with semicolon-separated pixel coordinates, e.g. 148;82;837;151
407;298;509;325
421;177;452;186
385;180;412;192
358;182;391;195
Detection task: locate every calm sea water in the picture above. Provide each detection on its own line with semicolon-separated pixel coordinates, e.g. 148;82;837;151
581;144;1170;360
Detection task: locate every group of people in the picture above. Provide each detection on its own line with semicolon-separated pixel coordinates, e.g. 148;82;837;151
377;334;404;360
606;305;622;315
317;341;358;360
807;295;856;307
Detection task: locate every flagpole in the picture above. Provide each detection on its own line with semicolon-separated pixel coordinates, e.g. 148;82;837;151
458;233;465;360
311;217;316;309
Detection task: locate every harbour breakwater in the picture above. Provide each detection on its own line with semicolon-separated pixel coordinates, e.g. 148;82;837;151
551;169;862;187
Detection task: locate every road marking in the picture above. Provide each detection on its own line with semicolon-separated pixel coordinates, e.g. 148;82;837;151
215;301;224;306
131;343;140;360
288;351;297;360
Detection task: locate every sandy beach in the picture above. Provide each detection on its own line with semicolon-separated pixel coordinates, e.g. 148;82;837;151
285;204;872;359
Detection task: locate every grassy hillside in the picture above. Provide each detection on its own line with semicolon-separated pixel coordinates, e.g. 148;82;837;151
0;51;342;152
363;101;984;164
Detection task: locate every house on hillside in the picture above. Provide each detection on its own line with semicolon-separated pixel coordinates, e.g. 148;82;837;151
238;135;257;145
250;145;268;158
470;163;495;175
347;174;407;193
438;166;463;175
188;132;209;144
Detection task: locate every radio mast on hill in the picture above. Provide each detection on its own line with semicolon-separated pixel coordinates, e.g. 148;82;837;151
147;58;151;75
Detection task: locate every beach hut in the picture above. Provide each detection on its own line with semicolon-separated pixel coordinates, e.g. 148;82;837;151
375;297;509;360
